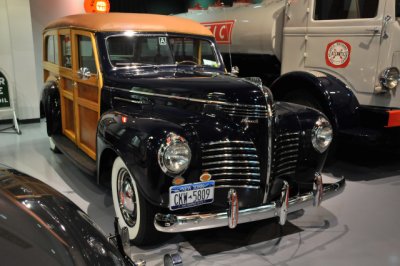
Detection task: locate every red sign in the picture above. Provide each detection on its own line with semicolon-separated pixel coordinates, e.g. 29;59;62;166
325;40;351;68
201;20;235;44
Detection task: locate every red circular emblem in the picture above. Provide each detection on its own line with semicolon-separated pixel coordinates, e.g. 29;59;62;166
325;40;351;68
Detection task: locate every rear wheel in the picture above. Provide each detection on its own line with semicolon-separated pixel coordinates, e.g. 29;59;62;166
49;137;61;153
111;156;161;246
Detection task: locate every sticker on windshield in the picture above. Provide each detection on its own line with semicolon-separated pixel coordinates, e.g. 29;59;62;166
325;40;351;68
159;37;167;46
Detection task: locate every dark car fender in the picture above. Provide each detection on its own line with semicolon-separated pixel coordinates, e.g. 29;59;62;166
270;71;360;133
96;110;194;207
41;80;61;136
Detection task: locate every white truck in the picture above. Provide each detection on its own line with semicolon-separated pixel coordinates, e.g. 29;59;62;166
179;0;400;146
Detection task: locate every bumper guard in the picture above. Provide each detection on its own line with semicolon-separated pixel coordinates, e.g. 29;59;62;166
154;175;345;233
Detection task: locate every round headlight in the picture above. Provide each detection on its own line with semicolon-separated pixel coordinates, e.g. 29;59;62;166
380;67;399;90
158;133;191;176
312;117;333;153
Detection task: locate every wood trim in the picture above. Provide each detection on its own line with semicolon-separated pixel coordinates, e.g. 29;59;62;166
77;98;98;112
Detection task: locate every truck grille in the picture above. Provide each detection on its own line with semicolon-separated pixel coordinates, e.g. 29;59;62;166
272;132;300;179
201;140;261;189
217;105;269;119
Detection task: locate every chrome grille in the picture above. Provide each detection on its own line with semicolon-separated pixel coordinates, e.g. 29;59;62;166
202;140;261;189
217;105;269;119
272;132;300;179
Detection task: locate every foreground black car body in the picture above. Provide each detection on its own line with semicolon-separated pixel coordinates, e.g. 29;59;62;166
41;13;345;245
0;164;133;266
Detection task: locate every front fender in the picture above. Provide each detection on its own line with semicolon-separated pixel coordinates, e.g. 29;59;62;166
97;111;192;207
271;71;360;132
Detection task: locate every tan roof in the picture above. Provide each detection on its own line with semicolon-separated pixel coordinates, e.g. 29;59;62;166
44;13;213;37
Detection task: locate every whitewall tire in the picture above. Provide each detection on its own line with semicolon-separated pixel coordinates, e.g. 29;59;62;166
111;156;160;245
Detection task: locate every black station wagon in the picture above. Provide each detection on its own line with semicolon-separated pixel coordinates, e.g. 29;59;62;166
41;13;345;245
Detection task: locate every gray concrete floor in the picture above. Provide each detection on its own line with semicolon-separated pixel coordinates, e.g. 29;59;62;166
1;121;400;266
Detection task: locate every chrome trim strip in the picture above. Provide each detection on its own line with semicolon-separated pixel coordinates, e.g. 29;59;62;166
219;105;267;111
203;166;260;171
263;91;273;204
274;160;298;168
274;165;297;174
204;140;254;146
275;154;298;162
275;137;300;143
203;147;257;153
215;185;260;189
276;132;300;137
203;160;260;166
114;97;146;105
202;154;258;159
211;176;261;180
275;144;299;151
226;113;269;118
278;149;299;156
154;177;345;233
126;88;270;110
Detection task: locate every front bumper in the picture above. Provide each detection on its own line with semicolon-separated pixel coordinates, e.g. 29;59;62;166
154;176;345;233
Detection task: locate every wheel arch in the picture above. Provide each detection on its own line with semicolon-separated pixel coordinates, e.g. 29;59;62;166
270;70;360;131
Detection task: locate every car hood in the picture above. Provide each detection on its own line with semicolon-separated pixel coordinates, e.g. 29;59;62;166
105;73;268;107
0;165;127;266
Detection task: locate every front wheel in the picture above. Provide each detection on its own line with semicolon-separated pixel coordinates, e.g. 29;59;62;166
111;156;161;245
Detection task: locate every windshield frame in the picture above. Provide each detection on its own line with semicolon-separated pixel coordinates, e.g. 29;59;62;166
103;32;224;72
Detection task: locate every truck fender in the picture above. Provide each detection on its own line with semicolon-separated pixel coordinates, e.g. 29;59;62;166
41;80;61;136
270;71;360;132
96;111;187;207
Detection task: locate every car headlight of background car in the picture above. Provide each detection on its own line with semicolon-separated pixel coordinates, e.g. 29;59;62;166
311;117;333;153
158;133;191;177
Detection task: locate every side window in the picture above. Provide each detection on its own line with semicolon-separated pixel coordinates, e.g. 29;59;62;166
45;35;58;64
78;35;96;74
60;35;72;68
314;0;379;20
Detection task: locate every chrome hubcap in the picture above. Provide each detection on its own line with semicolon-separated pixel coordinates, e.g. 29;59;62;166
117;168;137;227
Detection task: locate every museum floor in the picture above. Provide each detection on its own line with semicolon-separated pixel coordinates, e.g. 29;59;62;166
1;121;399;266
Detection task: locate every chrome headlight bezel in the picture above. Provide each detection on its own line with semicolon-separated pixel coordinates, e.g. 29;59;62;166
157;133;191;177
379;67;399;91
311;117;333;153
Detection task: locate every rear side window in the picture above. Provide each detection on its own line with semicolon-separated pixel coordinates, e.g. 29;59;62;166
45;35;58;64
314;0;379;20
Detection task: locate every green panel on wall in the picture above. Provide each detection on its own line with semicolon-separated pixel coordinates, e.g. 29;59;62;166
0;71;10;108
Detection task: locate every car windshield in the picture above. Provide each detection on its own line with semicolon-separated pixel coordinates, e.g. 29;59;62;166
106;34;221;69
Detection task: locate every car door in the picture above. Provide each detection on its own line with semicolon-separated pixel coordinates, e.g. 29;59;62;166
58;29;101;160
303;0;383;102
72;30;101;160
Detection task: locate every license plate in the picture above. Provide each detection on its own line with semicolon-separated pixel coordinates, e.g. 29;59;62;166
169;181;215;210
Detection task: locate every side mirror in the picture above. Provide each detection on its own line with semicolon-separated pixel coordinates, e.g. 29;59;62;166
231;66;239;75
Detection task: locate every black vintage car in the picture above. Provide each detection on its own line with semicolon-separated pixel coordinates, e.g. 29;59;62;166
0;164;136;265
41;13;344;245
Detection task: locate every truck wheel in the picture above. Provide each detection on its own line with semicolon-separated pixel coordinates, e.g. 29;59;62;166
111;156;160;245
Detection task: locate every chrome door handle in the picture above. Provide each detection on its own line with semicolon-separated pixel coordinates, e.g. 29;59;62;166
77;67;91;80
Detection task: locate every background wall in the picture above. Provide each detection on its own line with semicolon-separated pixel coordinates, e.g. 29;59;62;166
0;0;39;120
30;0;85;120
